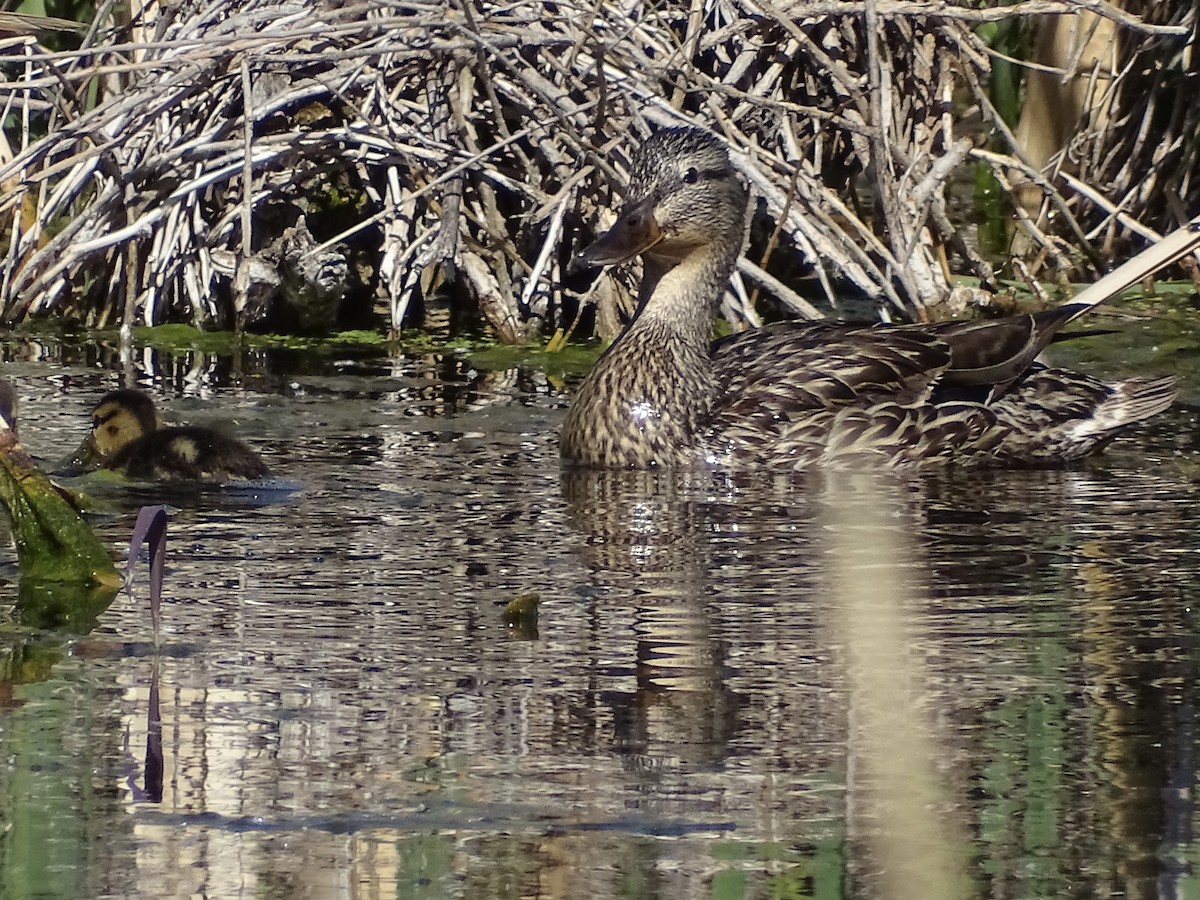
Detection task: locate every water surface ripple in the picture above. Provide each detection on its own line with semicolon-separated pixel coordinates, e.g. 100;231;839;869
0;343;1198;898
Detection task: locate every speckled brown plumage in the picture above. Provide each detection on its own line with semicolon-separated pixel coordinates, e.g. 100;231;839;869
561;126;1176;470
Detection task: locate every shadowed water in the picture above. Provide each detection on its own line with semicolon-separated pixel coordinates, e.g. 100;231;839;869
0;335;1199;899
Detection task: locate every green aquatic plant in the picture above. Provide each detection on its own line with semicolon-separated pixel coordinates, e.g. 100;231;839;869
0;393;116;589
133;325;388;354
467;343;600;378
0;383;120;629
0;458;116;587
501;593;539;640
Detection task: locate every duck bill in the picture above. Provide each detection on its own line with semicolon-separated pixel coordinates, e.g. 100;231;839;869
61;432;103;474
574;195;663;268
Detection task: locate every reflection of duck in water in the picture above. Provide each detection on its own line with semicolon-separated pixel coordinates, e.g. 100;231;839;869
73;389;270;482
562;126;1178;470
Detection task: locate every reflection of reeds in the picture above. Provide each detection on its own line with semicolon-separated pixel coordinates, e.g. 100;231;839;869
1074;525;1192;898
823;474;969;900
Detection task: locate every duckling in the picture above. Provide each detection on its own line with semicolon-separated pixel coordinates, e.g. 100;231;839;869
562;126;1181;469
74;389;270;482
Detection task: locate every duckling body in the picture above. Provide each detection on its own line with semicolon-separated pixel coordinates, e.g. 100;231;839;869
562;126;1177;470
79;389;269;482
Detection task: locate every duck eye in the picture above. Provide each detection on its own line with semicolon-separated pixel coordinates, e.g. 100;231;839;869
682;167;700;185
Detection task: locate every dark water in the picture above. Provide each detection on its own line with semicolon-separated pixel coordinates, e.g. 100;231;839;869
1;335;1200;899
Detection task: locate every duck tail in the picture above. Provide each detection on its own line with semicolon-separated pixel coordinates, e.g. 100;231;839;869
1073;375;1178;439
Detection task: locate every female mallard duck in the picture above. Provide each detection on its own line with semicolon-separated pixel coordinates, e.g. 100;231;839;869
561;126;1179;469
74;389;270;482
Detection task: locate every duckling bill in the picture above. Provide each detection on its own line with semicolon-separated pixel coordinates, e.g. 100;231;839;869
72;389;269;482
562;125;1178;469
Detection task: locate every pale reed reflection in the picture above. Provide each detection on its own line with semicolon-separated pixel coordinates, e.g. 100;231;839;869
822;473;970;900
118;671;410;899
1067;476;1195;900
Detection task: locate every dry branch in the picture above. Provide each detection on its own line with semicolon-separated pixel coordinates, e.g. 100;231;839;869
0;0;1192;341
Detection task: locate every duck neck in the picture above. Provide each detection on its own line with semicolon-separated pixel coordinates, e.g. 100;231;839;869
631;239;738;349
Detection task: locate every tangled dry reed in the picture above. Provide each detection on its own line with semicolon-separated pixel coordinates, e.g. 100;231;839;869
0;0;1194;341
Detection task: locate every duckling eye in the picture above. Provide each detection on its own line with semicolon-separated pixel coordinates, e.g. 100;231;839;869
682;167;700;185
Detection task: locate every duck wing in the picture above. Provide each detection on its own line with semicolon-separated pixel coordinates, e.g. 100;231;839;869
703;312;1175;469
707;321;974;464
923;303;1089;397
711;321;953;414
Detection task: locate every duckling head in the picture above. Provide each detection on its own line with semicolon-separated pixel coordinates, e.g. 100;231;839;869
69;389;160;470
576;126;749;270
90;390;159;457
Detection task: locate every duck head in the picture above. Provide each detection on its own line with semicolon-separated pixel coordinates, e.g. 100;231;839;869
576;126;749;271
68;389;159;470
